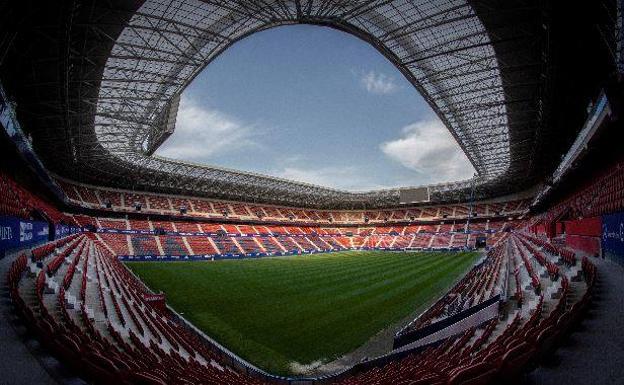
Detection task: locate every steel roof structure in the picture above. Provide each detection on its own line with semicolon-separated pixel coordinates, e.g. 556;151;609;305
0;0;618;209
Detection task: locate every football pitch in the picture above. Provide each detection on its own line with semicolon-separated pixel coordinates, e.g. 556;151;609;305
126;250;479;375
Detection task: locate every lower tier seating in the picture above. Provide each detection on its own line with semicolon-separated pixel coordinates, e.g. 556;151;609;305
6;232;597;385
160;236;189;255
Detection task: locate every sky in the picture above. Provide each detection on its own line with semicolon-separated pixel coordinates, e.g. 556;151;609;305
156;25;474;191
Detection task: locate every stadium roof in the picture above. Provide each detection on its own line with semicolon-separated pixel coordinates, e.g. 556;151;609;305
0;0;618;209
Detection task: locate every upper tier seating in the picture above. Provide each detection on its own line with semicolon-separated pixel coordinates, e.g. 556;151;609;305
146;196;171;211
212;202;232;216
122;193;147;209
534;159;624;227
189;199;213;214
76;185;100;205
57;179;82;202
96;189;122;207
55;177;530;225
170;197;191;212
0;170;71;223
229;203;250;217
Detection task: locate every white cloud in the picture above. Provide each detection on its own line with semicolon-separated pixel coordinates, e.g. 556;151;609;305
380;120;475;182
360;70;398;95
275;166;388;191
156;96;260;161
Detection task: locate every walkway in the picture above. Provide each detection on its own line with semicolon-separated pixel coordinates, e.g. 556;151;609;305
526;257;624;384
0;253;84;385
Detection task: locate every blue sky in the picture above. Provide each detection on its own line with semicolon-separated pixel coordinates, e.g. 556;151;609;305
156;25;474;191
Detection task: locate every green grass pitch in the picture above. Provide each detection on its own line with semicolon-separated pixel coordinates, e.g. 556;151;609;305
126;250;479;375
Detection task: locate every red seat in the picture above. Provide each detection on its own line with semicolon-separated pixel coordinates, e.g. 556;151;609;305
447;362;497;385
82;351;122;384
499;342;536;379
131;372;168;385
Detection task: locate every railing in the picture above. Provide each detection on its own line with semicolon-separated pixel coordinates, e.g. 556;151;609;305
392;295;500;350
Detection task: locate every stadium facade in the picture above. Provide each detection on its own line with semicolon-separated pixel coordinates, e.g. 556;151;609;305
1;1;624;385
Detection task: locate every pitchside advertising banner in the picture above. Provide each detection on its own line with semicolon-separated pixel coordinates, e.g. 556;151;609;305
54;224;82;239
0;216;49;253
602;211;624;266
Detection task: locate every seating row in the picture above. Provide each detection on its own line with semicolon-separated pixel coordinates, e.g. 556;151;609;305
7;230;596;385
56;177;530;224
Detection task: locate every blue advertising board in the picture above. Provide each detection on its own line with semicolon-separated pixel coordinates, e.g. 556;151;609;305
54;224;82;240
0;216;50;256
602;211;624;267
